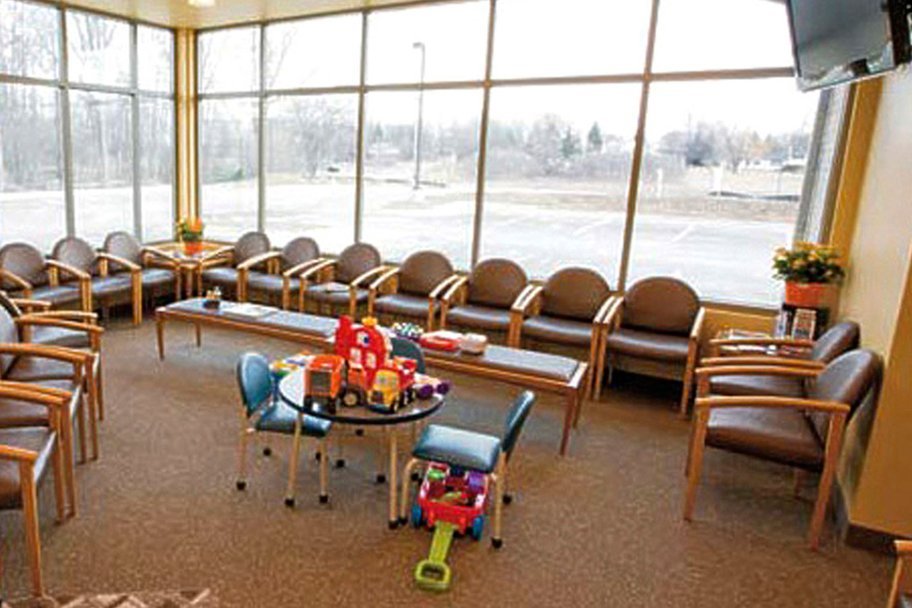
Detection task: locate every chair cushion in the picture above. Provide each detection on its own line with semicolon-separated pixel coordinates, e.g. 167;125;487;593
540;267;611;321
201;267;240;287
0;427;55;509
247;272;296;294
412;424;502;474
30;325;91;349
307;284;369;306
140;267;175;288
446;304;511;332
709;374;806;399
604;327;690;362
467;259;527;309
374;293;438;320
397;251;453;296
255;402;332;438
30;284;82;306
0;243;50;288
522;315;593;347
706;407;824;470
6;356;78;382
336;243;381;284
104;231;143;265
90;275;133;298
622;277;699;335
0;397;51;428
53;237;98;275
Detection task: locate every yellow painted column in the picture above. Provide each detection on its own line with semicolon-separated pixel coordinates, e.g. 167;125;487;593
175;29;198;224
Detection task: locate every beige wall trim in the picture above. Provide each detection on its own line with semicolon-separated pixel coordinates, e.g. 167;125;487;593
175;29;198;223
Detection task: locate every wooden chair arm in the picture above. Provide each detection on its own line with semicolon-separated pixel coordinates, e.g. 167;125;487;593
0;380;71;405
200;245;233;261
281;257;327;279
369;267;400;292
440;275;468;303
709;336;815;349
10;298;52;312
0;343;89;366
46;260;91;282
601;295;624;328
430;274;462;300
509;284;534;312
699;356;825;369
350;265;389;288
141;245;178;264
22;310;98;323
695;364;822;380
695;395;850;415
0;268;32;291
237;250;281;271
96;252;142;273
512;284;543;314
594;295;618;326
896;540;912;555
16;316;105;335
299;259;337;282
690;307;707;342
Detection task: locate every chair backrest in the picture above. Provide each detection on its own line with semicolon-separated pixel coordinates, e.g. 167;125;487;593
52;236;98;276
811;321;860;363
540;267;611;321
0;291;22;318
622;276;699;335
0;297;21;374
236;352;274;417
468;258;528;310
336;243;382;284
501;390;536;458
391;337;426;374
103;231;143;265
0;242;50;289
397;250;454;296
281;237;320;269
234;232;271;264
808;349;882;441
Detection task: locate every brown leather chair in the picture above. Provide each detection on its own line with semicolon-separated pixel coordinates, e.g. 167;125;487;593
52;236;142;325
299;243;386;317
103;231;181;303
513;267;614;399
233;236;321;307
440;258;530;343
369;250;458;330
197;231;271;298
0;242;90;311
889;541;912;607
705;321;861;399
0;381;70;597
602;277;705;413
684;349;882;550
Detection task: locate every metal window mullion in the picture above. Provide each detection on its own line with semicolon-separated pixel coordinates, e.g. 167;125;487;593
353;11;369;243
131;23;142;239
257;24;266;233
615;0;661;292
59;5;76;237
469;0;497;268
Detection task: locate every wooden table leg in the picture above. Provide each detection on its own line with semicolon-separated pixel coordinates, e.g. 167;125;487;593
195;323;202;347
388;428;399;529
156;315;165;361
559;390;576;456
284;413;304;507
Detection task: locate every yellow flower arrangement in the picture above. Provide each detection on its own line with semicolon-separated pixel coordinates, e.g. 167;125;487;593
772;242;844;284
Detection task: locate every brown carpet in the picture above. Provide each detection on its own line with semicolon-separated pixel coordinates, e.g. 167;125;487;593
3;589;215;607
0;317;893;607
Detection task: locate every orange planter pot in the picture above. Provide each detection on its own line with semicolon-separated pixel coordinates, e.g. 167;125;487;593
183;241;203;256
784;281;827;308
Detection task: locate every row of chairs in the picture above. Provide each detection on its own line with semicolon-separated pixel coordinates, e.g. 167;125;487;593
0;291;106;596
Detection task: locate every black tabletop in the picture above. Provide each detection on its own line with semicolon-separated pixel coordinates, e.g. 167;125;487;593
278;369;445;426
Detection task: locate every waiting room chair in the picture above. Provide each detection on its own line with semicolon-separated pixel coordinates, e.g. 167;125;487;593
440;258;530;344
237;236;321;306
602;276;705;414
704;320;861;399
0;381;70;597
888;540;912;607
399;390;536;548
198;231;271;298
512;267;614;400
52;236;142;325
298;243;386;317
235;352;332;505
369;250;458;330
683;349;882;550
0;242;90;312
103;231;181;304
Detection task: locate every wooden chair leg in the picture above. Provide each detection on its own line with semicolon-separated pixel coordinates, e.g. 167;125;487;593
51;437;66;523
19;462;44;597
319;438;329;503
492;454;506;548
399;458;419;521
679;347;698;417
807;415;845;550
683;409;709;521
132;278;142;325
76;394;87;464
594;328;608;400
95;356;105;421
84;389;98;461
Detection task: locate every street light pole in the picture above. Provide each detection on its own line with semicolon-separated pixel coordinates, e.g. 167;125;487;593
412;41;426;190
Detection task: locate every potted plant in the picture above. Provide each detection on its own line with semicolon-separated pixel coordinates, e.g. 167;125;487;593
177;218;204;256
773;242;845;307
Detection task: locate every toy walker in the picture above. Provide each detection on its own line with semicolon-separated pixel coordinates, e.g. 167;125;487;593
411;463;490;591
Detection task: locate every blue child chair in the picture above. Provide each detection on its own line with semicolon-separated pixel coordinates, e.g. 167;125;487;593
236;352;333;505
399;390;536;548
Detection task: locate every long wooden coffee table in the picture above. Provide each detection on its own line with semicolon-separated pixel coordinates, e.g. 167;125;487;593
154;299;588;455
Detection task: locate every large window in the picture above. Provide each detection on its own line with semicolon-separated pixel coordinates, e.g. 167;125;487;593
0;1;175;250
196;0;839;307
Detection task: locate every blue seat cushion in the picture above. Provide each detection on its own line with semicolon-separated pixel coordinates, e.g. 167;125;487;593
255;401;332;438
412;424;501;473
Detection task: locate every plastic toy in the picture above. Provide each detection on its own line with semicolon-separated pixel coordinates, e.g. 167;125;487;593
304;354;346;409
392;321;424;342
413;373;452;400
458;333;488;355
334;316;417;412
411;463;490;591
419;330;463;352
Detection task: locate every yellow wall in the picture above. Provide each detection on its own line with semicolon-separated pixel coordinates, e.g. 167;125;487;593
834;69;912;537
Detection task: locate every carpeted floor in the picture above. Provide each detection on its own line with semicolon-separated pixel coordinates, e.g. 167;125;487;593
0;317;893;607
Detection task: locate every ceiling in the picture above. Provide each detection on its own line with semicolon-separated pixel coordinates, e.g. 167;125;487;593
62;0;433;28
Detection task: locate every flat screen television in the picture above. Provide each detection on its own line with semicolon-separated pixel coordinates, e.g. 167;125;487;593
787;0;912;91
